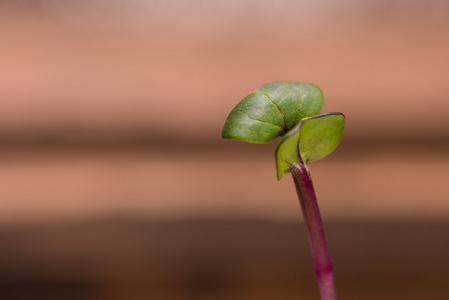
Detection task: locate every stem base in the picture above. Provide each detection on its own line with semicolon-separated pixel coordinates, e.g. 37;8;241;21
291;163;337;300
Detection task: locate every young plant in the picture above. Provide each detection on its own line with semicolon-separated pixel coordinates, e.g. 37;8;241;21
222;82;345;300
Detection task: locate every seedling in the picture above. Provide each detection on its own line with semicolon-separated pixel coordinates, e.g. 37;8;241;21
222;82;345;300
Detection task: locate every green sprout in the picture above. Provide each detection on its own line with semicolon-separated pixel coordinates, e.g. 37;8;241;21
222;82;345;300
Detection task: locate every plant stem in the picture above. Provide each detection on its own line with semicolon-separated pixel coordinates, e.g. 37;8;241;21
291;163;337;300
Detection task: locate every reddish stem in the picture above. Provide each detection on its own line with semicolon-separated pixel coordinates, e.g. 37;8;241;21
291;163;337;300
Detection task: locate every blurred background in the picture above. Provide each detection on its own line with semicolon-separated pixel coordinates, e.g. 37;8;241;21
1;0;449;299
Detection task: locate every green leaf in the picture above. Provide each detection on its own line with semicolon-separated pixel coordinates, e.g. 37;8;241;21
275;121;302;180
299;113;345;163
275;112;345;180
222;82;323;144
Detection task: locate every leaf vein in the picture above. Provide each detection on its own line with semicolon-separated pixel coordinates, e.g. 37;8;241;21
235;110;284;129
263;93;288;132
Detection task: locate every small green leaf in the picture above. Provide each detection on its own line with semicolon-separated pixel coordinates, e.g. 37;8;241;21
299;113;345;163
275;113;345;180
275;122;301;180
222;82;323;144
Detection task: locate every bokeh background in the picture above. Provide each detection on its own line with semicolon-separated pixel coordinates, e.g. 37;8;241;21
1;1;449;299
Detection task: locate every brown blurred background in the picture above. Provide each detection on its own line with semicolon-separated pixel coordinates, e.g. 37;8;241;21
0;1;448;299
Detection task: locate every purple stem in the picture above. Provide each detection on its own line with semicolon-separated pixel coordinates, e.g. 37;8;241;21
291;163;337;300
